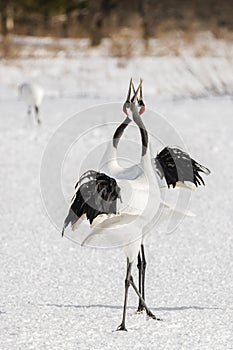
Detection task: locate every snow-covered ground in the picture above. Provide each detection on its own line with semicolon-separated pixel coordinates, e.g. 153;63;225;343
1;55;233;100
1;37;233;349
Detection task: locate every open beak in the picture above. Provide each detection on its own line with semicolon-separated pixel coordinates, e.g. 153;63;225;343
131;79;142;103
123;78;132;115
139;79;145;115
131;81;140;104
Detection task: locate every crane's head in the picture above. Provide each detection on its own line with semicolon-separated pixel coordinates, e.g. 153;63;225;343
123;78;145;117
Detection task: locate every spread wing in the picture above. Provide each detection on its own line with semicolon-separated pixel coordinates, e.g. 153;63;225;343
155;147;211;188
62;170;121;236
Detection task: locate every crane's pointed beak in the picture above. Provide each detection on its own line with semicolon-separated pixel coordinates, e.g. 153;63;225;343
132;81;136;94
123;78;133;115
139;77;145;115
140;81;143;100
131;79;142;103
126;78;132;102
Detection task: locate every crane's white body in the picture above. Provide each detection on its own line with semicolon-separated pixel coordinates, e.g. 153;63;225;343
19;82;44;126
100;143;142;180
19;82;44;108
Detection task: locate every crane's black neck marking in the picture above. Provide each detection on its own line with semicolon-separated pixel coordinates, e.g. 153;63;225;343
133;113;148;156
113;116;131;148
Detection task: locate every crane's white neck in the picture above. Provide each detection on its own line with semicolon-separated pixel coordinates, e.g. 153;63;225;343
100;110;151;179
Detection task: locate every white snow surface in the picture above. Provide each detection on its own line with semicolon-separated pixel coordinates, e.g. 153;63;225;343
1;46;233;349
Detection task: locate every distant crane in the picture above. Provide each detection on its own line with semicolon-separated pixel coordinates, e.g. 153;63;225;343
18;82;44;125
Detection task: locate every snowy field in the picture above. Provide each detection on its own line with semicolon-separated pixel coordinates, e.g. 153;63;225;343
1;39;233;349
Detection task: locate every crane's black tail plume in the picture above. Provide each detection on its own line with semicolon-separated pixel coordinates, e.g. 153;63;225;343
62;170;121;236
155;147;211;188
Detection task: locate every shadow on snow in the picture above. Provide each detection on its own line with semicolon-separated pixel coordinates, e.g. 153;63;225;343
41;303;228;312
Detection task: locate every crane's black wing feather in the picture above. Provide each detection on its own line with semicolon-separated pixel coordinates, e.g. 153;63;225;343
62;171;121;236
155;147;210;188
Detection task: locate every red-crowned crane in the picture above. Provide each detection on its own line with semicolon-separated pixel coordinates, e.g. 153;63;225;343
62;79;210;331
62;80;162;330
100;78;210;314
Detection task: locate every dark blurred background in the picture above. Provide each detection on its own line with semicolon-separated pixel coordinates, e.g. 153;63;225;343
1;0;233;46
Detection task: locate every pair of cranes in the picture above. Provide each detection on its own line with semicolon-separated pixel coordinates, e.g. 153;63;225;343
62;78;210;331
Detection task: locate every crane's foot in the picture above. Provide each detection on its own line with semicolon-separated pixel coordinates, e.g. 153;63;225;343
116;323;128;331
146;309;162;321
137;305;145;313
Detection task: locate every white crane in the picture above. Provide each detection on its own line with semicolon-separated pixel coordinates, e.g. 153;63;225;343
62;80;162;331
101;78;210;313
18;82;44;125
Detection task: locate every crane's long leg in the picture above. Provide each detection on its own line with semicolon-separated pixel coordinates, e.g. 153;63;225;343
117;258;132;331
35;105;41;125
137;244;147;312
130;276;161;320
137;252;143;312
141;244;147;305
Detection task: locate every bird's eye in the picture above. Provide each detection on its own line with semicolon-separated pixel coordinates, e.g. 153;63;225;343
139;102;145;115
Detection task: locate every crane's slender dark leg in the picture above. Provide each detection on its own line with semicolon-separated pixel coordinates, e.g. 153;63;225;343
141;244;147;307
137;252;144;312
35;105;41;125
130;276;161;321
117;258;132;331
137;244;147;312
